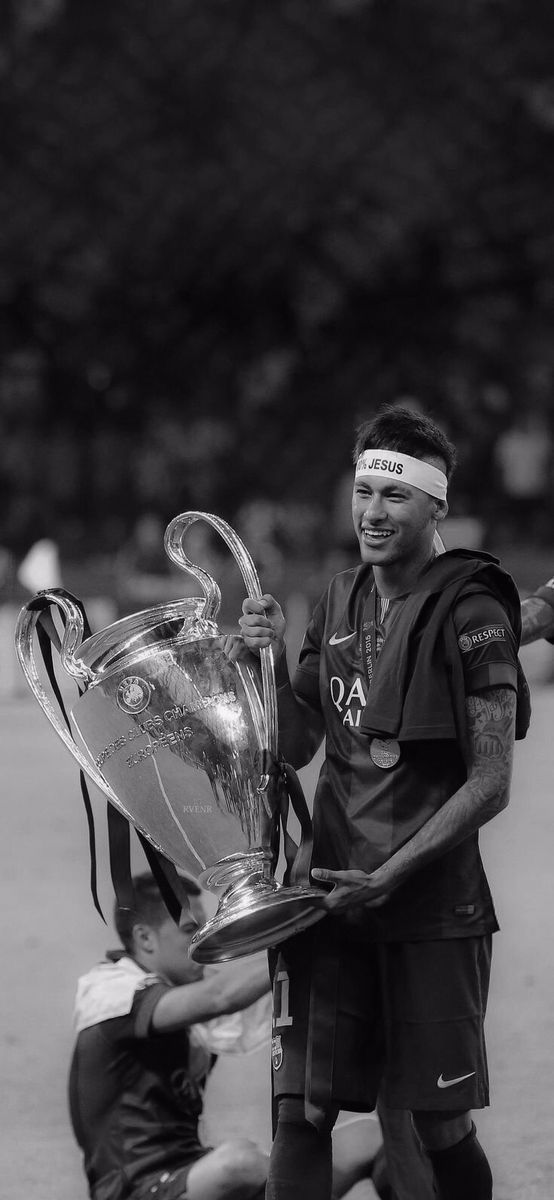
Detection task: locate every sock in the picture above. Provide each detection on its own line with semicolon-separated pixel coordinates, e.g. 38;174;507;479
265;1095;335;1200
426;1123;492;1200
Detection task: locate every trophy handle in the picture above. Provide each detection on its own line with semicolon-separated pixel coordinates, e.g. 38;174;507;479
164;511;278;756
14;590;124;812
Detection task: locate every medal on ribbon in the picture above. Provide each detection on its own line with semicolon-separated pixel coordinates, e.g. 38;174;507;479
369;737;401;769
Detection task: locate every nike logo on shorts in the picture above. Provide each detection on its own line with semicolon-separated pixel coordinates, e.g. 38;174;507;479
437;1071;475;1089
329;631;355;645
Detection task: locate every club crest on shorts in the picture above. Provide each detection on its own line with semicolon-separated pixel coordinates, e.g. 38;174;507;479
116;675;151;715
271;1034;284;1071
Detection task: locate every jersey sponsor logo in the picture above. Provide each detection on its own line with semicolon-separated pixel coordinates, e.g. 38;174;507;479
330;675;368;727
457;625;507;653
437;1071;475;1089
271;1034;284;1071
329;630;356;645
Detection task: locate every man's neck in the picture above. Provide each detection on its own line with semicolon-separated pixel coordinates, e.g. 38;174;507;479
373;546;436;598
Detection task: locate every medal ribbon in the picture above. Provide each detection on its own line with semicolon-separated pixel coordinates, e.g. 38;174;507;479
362;584;381;689
361;587;401;769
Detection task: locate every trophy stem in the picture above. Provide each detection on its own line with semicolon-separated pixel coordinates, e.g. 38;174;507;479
189;880;327;963
190;854;328;964
197;849;271;895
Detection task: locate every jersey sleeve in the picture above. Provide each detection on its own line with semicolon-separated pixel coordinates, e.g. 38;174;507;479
130;979;171;1038
453;592;519;693
291;593;326;709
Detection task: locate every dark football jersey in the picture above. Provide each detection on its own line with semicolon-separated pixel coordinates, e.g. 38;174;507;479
292;565;518;940
69;965;210;1197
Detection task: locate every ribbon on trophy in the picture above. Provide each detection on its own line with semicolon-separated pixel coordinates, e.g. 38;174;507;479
259;749;315;890
31;592;106;919
29;590;188;926
15;512;328;963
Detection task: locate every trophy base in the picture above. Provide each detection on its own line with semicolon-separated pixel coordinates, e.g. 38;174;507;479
189;882;328;963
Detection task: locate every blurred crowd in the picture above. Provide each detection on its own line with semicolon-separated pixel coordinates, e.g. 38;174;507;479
2;1;554;619
1;340;553;623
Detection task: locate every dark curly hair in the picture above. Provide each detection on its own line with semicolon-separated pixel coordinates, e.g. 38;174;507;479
353;405;457;480
114;872;189;953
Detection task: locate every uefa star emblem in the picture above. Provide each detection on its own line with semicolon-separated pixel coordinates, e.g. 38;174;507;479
457;634;473;653
116;675;151;715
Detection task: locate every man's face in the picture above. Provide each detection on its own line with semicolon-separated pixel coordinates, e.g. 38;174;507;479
352;467;441;568
147;909;205;985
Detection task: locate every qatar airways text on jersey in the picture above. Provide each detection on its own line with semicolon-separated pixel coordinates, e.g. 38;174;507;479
329;675;368;727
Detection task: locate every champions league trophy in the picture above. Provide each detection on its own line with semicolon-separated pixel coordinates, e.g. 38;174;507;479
15;512;327;962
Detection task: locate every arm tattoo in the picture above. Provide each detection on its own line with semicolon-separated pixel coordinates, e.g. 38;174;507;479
369;686;517;891
371;686;517;891
465;687;517;802
520;596;554;645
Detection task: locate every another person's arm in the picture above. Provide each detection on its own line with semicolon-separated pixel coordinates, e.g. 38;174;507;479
152;951;270;1033
521;579;554;644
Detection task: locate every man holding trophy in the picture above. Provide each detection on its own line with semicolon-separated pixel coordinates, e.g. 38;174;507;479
14;405;530;1200
239;406;530;1200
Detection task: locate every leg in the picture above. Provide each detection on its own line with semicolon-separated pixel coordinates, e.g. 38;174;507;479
378;936;494;1200
411;1110;492;1200
266;1094;339;1200
331;1114;383;1198
186;1138;268;1200
376;1101;435;1200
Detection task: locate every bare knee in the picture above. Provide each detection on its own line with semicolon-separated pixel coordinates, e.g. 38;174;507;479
411;1109;472;1152
188;1138;268;1199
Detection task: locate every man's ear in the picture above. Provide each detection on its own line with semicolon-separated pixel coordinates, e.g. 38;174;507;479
132;922;156;953
434;498;448;523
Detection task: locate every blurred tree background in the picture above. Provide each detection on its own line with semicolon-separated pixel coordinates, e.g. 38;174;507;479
2;0;554;602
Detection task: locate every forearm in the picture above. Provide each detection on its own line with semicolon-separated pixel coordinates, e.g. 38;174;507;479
371;771;510;894
520;595;554;644
372;686;516;895
275;654;324;767
152;954;270;1032
205;954;271;1015
314;684;518;914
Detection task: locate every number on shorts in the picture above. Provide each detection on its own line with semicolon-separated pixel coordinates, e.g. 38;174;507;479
273;970;293;1027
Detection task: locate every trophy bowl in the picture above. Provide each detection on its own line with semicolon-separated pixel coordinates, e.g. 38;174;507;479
14;511;328;962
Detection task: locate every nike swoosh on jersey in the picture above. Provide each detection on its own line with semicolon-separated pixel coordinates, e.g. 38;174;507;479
437;1071;475;1089
329;631;355;645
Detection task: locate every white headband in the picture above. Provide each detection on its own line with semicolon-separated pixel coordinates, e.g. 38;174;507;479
355;449;448;501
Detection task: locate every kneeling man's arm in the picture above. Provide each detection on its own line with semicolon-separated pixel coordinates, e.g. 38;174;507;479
152;952;271;1033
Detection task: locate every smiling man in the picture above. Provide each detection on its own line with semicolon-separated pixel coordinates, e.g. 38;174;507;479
239;405;530;1200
